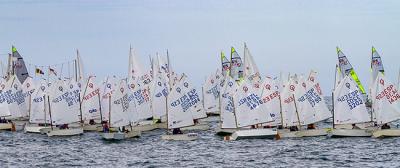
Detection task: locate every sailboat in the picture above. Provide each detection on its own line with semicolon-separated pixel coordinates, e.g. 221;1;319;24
215;75;240;135
80;76;103;131
202;70;222;115
330;75;373;137
0;77;14;130
179;75;209;131
291;72;332;137
127;47;156;132
370;74;400;137
228;78;277;140
161;77;198;141
102;79;141;140
24;79;51;133
45;79;84;136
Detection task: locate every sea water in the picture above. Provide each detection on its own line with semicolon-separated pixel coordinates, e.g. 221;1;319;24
0;98;399;168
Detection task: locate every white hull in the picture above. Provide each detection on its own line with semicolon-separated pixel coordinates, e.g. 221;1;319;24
46;127;84;137
83;124;102;131
102;131;141;140
24;125;50;133
230;129;277;140
181;124;210;131
198;116;219;123
295;129;330;137
155;122;167;129
277;129;301;138
215;127;240;136
330;129;372;138
161;133;198;141
0;123;13;130
372;129;400;138
131;124;158;132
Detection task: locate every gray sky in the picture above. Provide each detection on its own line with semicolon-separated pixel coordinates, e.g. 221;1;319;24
1;0;399;92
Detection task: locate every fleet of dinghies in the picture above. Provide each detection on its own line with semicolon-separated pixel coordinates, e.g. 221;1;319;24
0;45;399;141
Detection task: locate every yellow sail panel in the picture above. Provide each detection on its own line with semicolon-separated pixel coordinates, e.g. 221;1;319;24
349;69;366;94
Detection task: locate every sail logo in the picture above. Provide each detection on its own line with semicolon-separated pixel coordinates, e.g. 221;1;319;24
238;93;263;110
263;91;279;103
376;84;400;104
290;85;295;91
298;88;321;108
337;90;363;110
265;84;271;90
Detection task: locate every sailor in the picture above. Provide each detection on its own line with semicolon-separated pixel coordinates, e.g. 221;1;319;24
289;126;299;132
307;124;316;130
172;128;183;135
381;123;391;129
89;119;95;125
352;124;361;129
103;121;110;133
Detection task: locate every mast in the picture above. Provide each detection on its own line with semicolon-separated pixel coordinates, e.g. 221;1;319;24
97;92;103;123
332;64;338;129
292;94;302;130
80;77;91;124
43;95;47;126
108;95;111;127
48;95;53;130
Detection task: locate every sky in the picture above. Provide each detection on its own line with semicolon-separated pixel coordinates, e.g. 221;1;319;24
0;0;399;92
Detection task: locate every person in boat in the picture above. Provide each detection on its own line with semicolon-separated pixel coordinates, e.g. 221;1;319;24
352;124;361;129
172;128;183;135
102;122;110;133
89;119;96;125
59;124;69;129
289;126;299;132
307;124;316;130
381;123;391;129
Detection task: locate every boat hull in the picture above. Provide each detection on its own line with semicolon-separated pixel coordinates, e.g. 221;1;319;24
372;129;400;138
83;124;102;131
330;129;372;138
230;129;277;140
277;129;301;138
215;127;240;136
0;123;13;130
295;128;330;137
181;124;210;131
102;131;141;140
161;133;198;141
131;124;158;132
46;127;84;137
24;125;50;133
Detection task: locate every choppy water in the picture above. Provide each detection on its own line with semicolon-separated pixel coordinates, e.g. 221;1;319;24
1;98;399;168
1;120;400;168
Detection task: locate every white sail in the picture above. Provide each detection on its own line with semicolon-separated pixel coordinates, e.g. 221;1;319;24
22;76;35;117
0;78;11;117
100;76;118;121
243;43;261;82
260;77;281;126
180;76;206;120
5;76;28;118
151;71;168;120
295;73;331;125
333;76;370;125
76;50;85;82
372;73;400;124
230;47;244;81
280;78;299;127
220;76;238;128
29;79;50;123
233;79;272;127
167;79;195;129
202;72;220;113
48;80;80;125
129;80;152;120
109;80;135;127
81;76;101;122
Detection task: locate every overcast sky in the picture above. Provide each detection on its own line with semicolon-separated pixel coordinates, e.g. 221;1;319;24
1;0;399;92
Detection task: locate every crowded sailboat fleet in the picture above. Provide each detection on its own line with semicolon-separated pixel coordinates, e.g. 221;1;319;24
0;44;399;141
